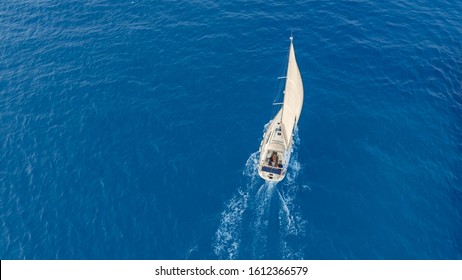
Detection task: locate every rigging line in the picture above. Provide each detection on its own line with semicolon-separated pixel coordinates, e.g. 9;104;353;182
269;41;291;119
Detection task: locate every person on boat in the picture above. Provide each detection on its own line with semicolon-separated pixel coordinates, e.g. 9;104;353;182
269;152;280;167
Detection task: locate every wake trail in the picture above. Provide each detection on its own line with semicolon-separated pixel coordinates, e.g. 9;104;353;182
214;128;307;259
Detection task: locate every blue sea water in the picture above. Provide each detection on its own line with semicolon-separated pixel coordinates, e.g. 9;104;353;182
1;0;461;260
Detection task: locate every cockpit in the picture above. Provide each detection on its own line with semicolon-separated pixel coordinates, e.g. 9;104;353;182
261;145;284;176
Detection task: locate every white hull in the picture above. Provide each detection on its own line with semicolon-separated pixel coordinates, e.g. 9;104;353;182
258;109;292;182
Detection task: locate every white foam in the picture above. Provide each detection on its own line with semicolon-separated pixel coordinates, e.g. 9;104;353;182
214;125;307;259
213;187;249;259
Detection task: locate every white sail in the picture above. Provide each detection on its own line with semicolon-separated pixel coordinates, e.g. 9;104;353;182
281;39;304;146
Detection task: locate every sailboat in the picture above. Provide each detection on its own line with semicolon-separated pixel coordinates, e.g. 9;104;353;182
258;36;304;182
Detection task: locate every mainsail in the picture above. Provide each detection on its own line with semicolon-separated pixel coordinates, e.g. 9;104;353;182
281;38;304;146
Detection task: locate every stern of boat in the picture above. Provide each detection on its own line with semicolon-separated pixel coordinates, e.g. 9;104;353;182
258;164;285;182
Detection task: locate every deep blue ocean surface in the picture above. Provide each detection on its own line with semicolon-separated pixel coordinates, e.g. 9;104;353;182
1;0;461;259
